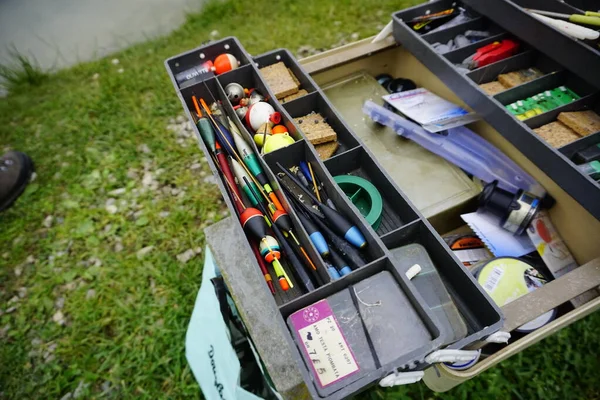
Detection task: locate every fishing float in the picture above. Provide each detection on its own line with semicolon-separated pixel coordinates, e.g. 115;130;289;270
192;95;277;294
202;81;285;211
230;157;261;206
240;207;292;291
193;91;317;291
198;97;274;208
245;177;315;292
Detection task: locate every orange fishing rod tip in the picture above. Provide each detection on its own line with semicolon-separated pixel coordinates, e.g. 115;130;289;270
199;98;212;114
192;95;203;117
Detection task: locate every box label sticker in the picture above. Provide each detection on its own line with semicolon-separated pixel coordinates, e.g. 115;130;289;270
290;300;358;387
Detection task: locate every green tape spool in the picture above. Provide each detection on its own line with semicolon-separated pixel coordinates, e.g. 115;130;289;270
333;175;383;230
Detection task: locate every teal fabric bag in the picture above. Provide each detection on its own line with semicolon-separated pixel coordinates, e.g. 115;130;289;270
186;247;280;400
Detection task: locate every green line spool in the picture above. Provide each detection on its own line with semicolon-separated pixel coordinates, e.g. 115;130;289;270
333;175;383;230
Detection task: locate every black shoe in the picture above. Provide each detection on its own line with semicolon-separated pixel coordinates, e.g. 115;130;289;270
0;151;34;212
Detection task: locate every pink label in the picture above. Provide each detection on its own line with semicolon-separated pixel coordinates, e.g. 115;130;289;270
290;300;359;387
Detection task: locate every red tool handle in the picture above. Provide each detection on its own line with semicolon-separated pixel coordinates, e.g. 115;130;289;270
473;39;520;68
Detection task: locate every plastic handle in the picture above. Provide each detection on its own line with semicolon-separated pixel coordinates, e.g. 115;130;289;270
425;349;481;364
379;371;424;387
570;14;600;27
363;100;545;197
532;13;600;40
585;11;600;18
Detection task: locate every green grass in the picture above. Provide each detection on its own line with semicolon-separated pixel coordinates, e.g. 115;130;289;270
0;47;48;91
1;0;599;398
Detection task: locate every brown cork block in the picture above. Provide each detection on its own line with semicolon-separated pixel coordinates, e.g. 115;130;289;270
479;81;508;96
294;112;337;145
314;141;339;160
533;121;580;148
557;110;600;137
497;67;544;88
281;89;309;104
259;62;299;99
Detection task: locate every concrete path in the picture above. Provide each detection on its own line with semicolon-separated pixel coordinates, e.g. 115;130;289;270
0;0;202;70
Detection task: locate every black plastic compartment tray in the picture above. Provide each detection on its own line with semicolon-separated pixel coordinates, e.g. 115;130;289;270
282;257;442;398
463;0;600;88
393;0;600;220
176;78;329;303
250;42;503;351
283;92;361;156
165;37;253;90
254;48;319;99
323;147;417;236
165;37;503;399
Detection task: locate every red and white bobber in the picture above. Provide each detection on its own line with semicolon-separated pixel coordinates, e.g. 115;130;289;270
212;53;240;75
246;101;281;132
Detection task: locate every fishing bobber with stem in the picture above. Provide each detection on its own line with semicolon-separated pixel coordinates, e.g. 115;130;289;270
212;53;240;75
198;85;284;211
174;53;240;86
228;122;285;210
191;96;278;295
271;209;318;273
197;97;237;157
245;102;296;153
245;178;317;292
240;207;292;291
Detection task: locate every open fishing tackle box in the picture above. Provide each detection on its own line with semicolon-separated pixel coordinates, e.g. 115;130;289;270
165;0;600;395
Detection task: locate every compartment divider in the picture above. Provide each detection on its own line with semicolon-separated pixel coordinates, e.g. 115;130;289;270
378;220;423;244
422;17;504;54
560;131;600;160
524;92;600;129
443;32;508;65
494;70;594;106
466;51;561;85
282;91;361;157
278;256;388;317
493;70;564;105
